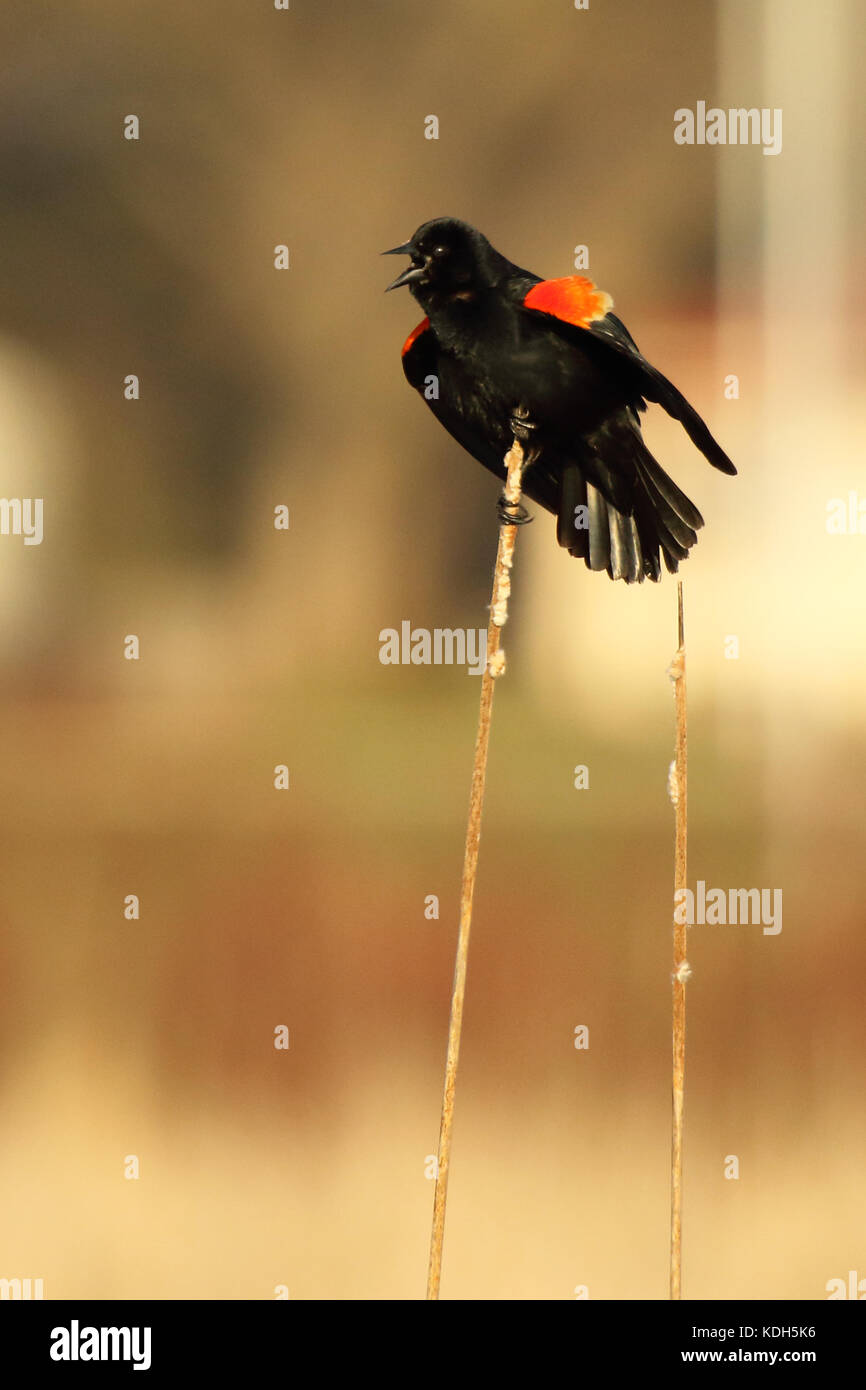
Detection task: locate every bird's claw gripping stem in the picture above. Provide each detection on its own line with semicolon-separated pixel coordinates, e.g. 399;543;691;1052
509;408;537;444
497;495;532;527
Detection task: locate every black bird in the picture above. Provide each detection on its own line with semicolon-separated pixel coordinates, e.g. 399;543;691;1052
385;217;735;582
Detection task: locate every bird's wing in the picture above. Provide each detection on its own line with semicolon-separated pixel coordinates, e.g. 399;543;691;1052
521;277;737;476
400;320;561;514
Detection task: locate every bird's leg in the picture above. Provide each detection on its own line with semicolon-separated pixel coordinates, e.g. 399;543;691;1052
497;494;532;526
498;407;540;525
508;405;537;444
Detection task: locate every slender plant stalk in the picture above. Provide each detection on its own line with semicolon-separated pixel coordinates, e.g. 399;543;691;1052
426;421;533;1302
669;580;690;1299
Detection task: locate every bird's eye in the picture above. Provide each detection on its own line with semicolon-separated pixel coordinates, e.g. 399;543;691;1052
432;245;448;259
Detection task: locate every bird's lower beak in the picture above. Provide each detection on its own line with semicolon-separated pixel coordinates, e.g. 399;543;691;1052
384;265;426;292
382;243;426;292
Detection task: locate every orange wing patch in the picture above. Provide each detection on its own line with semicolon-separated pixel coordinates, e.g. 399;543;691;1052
401;317;430;356
523;277;613;327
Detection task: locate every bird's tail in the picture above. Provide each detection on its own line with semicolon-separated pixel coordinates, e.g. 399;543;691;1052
556;435;705;583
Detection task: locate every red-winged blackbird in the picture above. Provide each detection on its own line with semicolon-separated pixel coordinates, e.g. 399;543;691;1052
385;217;736;583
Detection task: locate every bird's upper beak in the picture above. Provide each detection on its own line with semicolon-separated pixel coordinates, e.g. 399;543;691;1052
382;242;426;292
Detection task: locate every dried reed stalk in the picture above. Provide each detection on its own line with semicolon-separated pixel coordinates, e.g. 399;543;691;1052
668;580;690;1299
426;419;533;1301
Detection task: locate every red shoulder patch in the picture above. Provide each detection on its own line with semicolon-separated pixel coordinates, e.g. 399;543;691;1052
523;277;613;328
401;317;430;357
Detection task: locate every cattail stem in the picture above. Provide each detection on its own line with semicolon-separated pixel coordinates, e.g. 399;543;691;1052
669;579;689;1299
426;419;532;1301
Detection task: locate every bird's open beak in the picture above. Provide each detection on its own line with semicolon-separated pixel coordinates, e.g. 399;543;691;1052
382;242;426;292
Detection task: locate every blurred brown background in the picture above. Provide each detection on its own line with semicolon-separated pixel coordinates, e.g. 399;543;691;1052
0;0;863;1300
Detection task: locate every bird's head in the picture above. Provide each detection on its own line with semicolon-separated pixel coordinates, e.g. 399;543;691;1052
383;218;506;307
